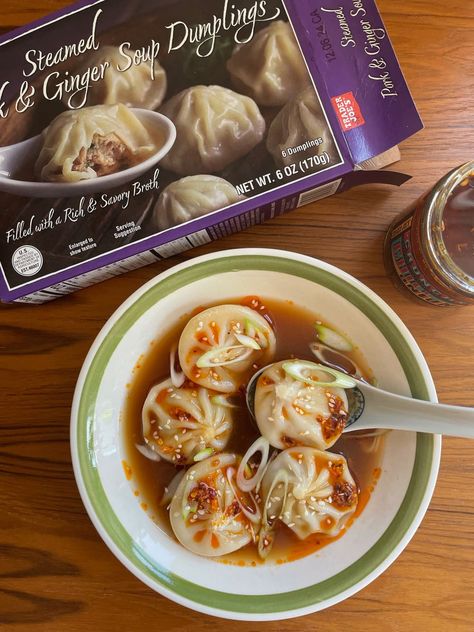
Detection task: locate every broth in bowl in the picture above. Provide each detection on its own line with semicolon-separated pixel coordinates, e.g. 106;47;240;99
123;297;385;566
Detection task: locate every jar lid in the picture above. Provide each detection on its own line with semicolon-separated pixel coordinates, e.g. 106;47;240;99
424;161;474;297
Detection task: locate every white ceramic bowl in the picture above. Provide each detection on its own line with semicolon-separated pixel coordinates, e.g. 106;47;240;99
71;248;441;620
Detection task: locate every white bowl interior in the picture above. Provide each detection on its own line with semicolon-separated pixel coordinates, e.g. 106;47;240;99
72;251;439;620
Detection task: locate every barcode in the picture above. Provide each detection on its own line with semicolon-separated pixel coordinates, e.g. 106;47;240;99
13;231;212;304
15;251;160;304
297;179;341;207
152;229;211;258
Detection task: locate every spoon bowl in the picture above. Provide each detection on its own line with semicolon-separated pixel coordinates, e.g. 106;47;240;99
0;109;176;198
247;361;474;438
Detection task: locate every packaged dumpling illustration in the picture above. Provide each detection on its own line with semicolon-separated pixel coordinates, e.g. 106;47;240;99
0;0;422;303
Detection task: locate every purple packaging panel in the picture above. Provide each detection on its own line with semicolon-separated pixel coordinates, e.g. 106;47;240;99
0;0;422;303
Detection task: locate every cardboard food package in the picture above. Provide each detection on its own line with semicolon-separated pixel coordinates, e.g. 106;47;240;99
0;0;422;303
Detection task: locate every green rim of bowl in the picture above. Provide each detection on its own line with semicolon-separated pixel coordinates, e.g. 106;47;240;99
76;254;434;614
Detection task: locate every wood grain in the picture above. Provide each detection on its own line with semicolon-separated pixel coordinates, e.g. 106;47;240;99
1;0;473;630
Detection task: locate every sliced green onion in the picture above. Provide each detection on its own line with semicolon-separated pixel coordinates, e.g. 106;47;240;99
262;469;289;526
244;318;268;349
315;324;353;352
257;524;275;560
193;448;214;462
226;467;261;524
136;442;162;462
182;502;198;521
210;394;239;408
236;436;270;492
196;345;252;368
309;341;361;377
282;360;357;389
161;470;185;507
234;333;261;350
170;343;185;388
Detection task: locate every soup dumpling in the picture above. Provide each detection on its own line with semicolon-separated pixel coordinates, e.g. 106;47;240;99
227;20;310;107
254;360;349;450
266;86;333;167
178;304;276;393
155;175;245;231
64;45;167;110
260;447;358;549
159;85;265;175
170;453;253;556
35;104;157;182
142;378;233;464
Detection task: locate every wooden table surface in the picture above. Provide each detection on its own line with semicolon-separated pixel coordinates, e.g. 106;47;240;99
1;1;473;630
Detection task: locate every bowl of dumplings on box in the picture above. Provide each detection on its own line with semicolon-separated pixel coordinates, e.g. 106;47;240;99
71;248;441;620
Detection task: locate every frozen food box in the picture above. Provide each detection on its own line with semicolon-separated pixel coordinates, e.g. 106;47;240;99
0;0;422;303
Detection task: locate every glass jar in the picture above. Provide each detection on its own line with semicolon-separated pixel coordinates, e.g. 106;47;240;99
384;161;474;306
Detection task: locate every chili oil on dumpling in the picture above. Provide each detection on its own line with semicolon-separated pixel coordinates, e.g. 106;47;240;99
64;45;167;110
35;104;157;183
142;378;233;465
260;447;358;546
169;453;253;556
159;85;265;176
178;305;276;394
154;175;245;231
227;20;310;107
266;86;334;168
254;360;349;450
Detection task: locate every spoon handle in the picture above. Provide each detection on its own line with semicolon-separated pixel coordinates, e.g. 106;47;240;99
350;385;474;438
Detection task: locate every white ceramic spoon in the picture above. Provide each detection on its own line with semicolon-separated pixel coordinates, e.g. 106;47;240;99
246;362;474;438
0;109;176;198
343;379;474;437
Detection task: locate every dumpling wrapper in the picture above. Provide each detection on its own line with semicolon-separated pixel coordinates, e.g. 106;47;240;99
35;104;157;183
170;453;253;556
155;175;245;230
254;360;349;450
64;45;167;110
267;86;334;167
260;447;358;541
227;20;310;107
178;304;276;394
159;85;265;176
142;378;233;465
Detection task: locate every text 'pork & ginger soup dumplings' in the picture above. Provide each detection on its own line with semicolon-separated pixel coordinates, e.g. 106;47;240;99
227;20;311;107
169;453;255;556
63;45;167;110
154;175;245;231
267;86;333;168
254;360;350;450
35;104;157;182
142;378;233;465
159;85;265;176
259;448;358;556
178;304;276;393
